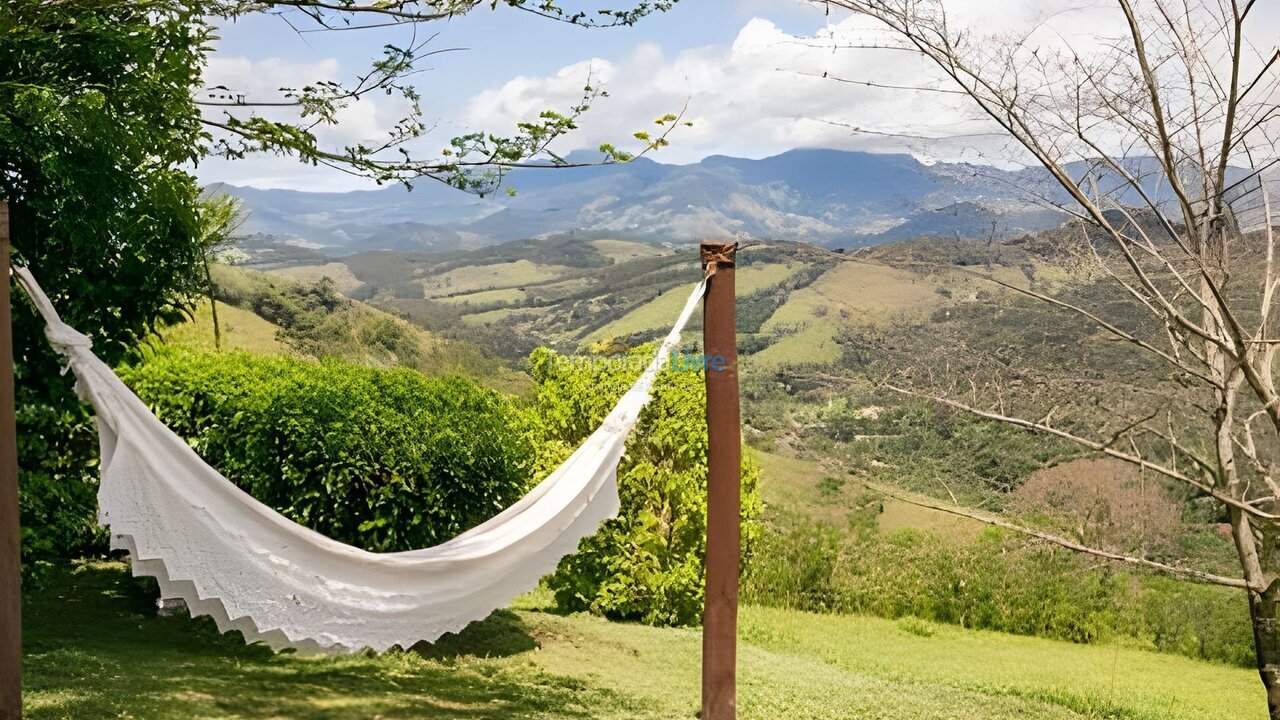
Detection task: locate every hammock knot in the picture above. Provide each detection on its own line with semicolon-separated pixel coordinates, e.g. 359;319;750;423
45;324;94;352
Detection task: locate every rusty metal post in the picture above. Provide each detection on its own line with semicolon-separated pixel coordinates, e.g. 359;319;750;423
0;202;19;720
700;241;739;720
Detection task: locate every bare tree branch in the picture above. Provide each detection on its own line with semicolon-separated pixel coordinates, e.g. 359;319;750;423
860;479;1253;589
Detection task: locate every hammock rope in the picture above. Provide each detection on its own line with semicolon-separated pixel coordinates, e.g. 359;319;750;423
14;265;707;653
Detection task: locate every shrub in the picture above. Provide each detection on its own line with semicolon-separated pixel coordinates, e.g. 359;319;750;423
1011;458;1184;557
898;617;937;637
822;397;1076;498
119;349;531;552
16;392;105;566
817;475;846;497
528;345;762;626
743;511;1254;666
1142;576;1254;666
739;509;843;612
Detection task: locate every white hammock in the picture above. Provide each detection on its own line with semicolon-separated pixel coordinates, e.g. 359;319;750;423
15;265;706;653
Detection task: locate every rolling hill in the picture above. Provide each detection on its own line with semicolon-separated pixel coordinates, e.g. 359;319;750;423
156;264;531;394
220;149;1270;261
217;222;1097;385
217;149;1092;257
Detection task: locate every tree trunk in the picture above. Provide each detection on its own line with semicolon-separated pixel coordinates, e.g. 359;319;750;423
1249;580;1280;719
1243;520;1280;719
202;253;221;351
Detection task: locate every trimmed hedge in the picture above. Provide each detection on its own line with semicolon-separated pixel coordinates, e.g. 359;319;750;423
119;349;532;552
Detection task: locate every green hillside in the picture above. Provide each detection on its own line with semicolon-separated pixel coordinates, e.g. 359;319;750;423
208;231;1254;681
24;562;1261;720
158;265;530;394
582;261;802;345
157;300;285;354
265;236;1072;381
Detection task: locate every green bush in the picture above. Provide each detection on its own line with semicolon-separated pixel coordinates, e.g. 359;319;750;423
739;509;843;612
823;398;1076;497
119;349;531;552
8;0;210;565
528;345;762;626
1142;576;1254;666
16;392;105;566
744;511;1254;666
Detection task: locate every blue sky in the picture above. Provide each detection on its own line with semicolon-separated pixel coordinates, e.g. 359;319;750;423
210;1;825;101
197;1;1279;192
199;1;834;189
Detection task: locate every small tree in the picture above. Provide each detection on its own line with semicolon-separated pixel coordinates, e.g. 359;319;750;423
195;193;246;350
808;0;1280;712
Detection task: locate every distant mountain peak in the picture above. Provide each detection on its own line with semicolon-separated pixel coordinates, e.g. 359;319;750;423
220;148;1093;256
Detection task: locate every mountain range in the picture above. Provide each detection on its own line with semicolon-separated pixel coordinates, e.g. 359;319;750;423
214;148;1249;256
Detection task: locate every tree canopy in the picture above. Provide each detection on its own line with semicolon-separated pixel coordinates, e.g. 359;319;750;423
0;0;678;562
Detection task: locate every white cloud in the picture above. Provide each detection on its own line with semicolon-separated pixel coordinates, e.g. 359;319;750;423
456;10;1081;166
460;2;1278;170
201;1;1279;190
198;55;415;189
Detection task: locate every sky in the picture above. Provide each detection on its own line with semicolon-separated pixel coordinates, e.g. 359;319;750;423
196;0;1280;192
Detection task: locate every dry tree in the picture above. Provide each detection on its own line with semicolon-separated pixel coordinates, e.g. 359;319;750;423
805;0;1280;711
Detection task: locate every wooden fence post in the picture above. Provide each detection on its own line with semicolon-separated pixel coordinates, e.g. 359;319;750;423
0;202;20;719
700;241;739;720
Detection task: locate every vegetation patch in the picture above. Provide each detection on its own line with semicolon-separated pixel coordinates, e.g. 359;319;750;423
421;260;569;299
271;262;363;294
120;349;531;552
590;239;670;262
525;344;762;625
158;300;285;354
22;562;1264;720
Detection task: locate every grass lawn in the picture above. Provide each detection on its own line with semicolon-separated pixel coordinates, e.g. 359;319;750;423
23;561;1262;719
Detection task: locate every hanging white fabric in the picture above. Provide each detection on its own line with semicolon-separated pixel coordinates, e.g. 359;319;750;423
14;265;706;653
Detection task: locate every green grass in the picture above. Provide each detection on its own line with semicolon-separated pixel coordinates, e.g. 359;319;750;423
23;561;1264;719
439;287;528;306
581;263;806;346
156;300;285;354
589;239;669;262
460;307;520;326
754;448;984;539
271;263;364;294
421;260;568;299
747;260;1031;369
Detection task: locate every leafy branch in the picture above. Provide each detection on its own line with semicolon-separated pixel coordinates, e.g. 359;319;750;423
201;1;686;190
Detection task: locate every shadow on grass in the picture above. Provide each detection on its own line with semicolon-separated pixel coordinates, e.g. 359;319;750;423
410;610;538;661
22;561;609;719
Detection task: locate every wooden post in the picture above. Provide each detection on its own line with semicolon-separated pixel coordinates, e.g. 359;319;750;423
0;202;19;720
700;241;739;720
